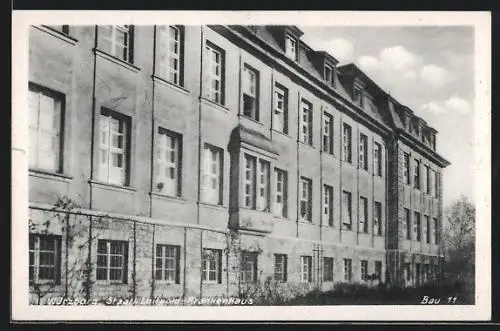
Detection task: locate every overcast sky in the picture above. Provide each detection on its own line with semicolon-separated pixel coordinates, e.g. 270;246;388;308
298;26;475;208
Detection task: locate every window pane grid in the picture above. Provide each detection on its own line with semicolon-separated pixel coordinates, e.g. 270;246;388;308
96;241;126;282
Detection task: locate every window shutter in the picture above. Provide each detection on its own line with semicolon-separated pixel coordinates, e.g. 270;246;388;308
123;242;129;284
128;26;134;64
202;45;211;99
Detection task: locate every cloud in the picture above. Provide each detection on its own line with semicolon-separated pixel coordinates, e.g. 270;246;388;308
421;96;472;115
420;64;450;86
379;46;419;71
357;45;419;81
313;37;354;62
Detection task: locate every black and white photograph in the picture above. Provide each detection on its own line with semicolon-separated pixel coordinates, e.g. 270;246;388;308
11;10;491;321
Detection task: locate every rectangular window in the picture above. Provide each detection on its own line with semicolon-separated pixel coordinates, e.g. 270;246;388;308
404;263;412;282
415;263;421;285
404;208;411;240
96;240;128;283
374;201;382;236
359;133;368;170
323;257;334;282
285;34;297;61
273;83;288;134
403;153;410;185
343;258;352;281
300;99;313;146
414;159;421;190
98;110;130;186
29;234;61;283
244;154;257;209
300;177;312;222
361;260;368;281
300;256;312;283
323;185;334;226
343;123;352;163
425;165;431;194
274;254;287;282
353;87;363;107
242;64;260;121
324;64;335;87
203;41;225;105
28;84;64;173
374;142;382;176
156;25;184;86
433;218;439;245
202;248;222;284
359;196;368;233
434;171;439;198
425;215;431;244
257;159;270;212
424;264;430;283
323;112;334;154
155;244;180;283
156;128;182;197
375;261;383;281
98;25;133;63
241;251;258;283
274;168;288;217
202;144;223;205
414;212;421;241
342;191;352;230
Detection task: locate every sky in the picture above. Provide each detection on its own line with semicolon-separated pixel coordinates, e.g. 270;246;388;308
298;26;475;208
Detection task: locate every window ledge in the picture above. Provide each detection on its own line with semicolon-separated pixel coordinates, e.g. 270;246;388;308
297;141;316;151
197;201;227;211
34;25;78;45
152;75;190;95
89;179;136;193
149;192;187;204
153;281;181;285
238;113;263;126
95;280;127;286
322;151;336;160
29;169;73;183
321;224;335;228
199;97;229;113
271;129;291;139
94;48;140;73
298;219;314;225
273;215;291;221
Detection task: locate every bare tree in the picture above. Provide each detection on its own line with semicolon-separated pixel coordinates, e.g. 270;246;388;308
442;195;475;287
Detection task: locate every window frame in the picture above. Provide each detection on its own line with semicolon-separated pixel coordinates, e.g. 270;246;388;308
156;25;184;86
342;190;352;230
201;248;222;284
343;258;352;281
274;168;288;218
433;217;439;245
374;201;382;236
98;25;134;63
240;251;258;283
98;109;131;187
203;41;225;105
360;260;368;281
156;128;183;197
29;234;62;284
242;64;260;121
300;99;313;146
299;177;312;222
285;34;298;61
414;159;421;190
300;255;312;283
324;64;335;87
414;211;421;241
323;184;334;227
359;196;368;233
274;254;288;283
323;112;334;154
359;133;368;170
28;83;65;174
154;244;181;284
404;208;411;240
342;123;352;163
272;83;289;134
323;257;334;282
202;144;224;205
353;87;363;107
374;142;382;176
96;239;129;284
403;153;410;185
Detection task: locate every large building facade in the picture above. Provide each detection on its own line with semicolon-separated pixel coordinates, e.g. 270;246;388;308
26;24;450;303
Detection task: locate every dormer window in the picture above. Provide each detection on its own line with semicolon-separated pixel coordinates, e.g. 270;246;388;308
285;35;297;61
353;87;363;107
324;65;335;87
